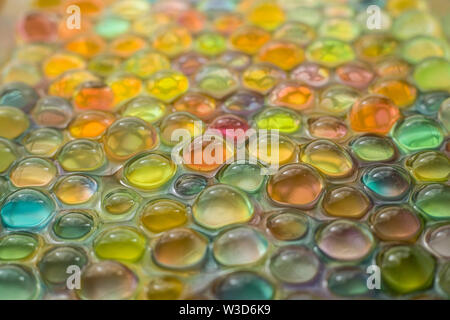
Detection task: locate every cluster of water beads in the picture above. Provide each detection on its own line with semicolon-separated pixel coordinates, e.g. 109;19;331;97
0;0;448;300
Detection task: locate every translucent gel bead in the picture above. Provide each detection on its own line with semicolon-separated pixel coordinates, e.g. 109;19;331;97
222;91;264;117
269;81;314;111
174;93;216;121
195;64;238;99
351;135;396;162
182;135;234;172
439;98;450;131
402;36;449;65
0;106;29;139
177;9;206;33
65;34;105;59
379;245;435;294
438;262;450;298
218;162;264;193
1;62;41;86
242;63;286;94
300;140;354;178
13;43;53;65
106;73;142;107
370;79;417;108
213;227;268;266
370;207;422;242
0;265;39;300
73;82;115;111
248;133;297;166
54;175;97;205
354;34;398;63
274;22;316;46
132;12;171;37
42;52;86;79
363;165;411;200
413;184;450;220
336;62;374;90
406;151;450;182
392;10;442;41
247;0;285;31
53;211;94;240
375;58;410;79
78;261;138;300
209;114;249;141
267;163;324;208
0;233;38;261
0;138;18;173
174;174;208;198
0;189;55;229
193;184;254;230
152;25;192;57
95;17;130;39
102;188;139;218
306;39;355;68
38;246;88;285
270;246;320;284
291;63;330;88
152;228;208;269
88;54;122;78
316;220;374;261
124;152;176;190
94;227;146;262
109;35;148;58
257;41;304;71
426;225;450;258
327;267;370;298
214;13;244;35
173;52;209;76
255;107;301;134
69;111;115;139
122;96;166;124
0;82;39;112
266;211;309;241
145;276;184;300
319;18;360;42
58;139;105;172
160;112;203;146
308;116;348;141
146;70;189;103
31;96;73;128
387;0;428;17
110;0;150;20
48;70;99;99
230;26;271;55
416;91;449;116
141;199;188;233
104;118;158;161
123;50;170;79
322;186;371;219
349;95;400;135
213;271;274;300
194;32;226;57
17;12;57;43
413;58;450;92
319;85;360;115
392;115;444;153
10;157;57;188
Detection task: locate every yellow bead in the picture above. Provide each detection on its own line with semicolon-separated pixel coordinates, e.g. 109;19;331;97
94;227;146;262
247;0;285;31
152;25;192;57
43;52;86;79
0;107;29;139
146;70;189;103
145;276;184;300
141;199;188;233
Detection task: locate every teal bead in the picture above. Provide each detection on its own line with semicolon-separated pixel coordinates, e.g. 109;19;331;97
328;267;370;297
392;115;444;153
362;165;411;200
53;212;95;240
1;189;55;229
414;92;450;116
0;265;39;300
214;272;274;300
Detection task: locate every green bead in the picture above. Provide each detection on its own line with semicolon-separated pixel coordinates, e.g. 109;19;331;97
53;211;95;240
0;233;38;261
0;265;39;300
351;135;396;162
218;162;264;193
414;184;450;220
392;115;444;153
402;36;449;65
214;271;274;300
95;17;130;39
392;10;442;41
379;245;435;294
306;39;355;68
328;268;370;297
194;32;227;57
254;107;301;134
413;58;450;92
438;262;450;298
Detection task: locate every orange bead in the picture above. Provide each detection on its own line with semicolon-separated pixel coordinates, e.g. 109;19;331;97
173;93;217;121
269;81;315;111
349;95;401;135
69;111;115;139
65;34;106;58
370;79;417;108
257;41;304;71
73;82;115;111
230;26;271;55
